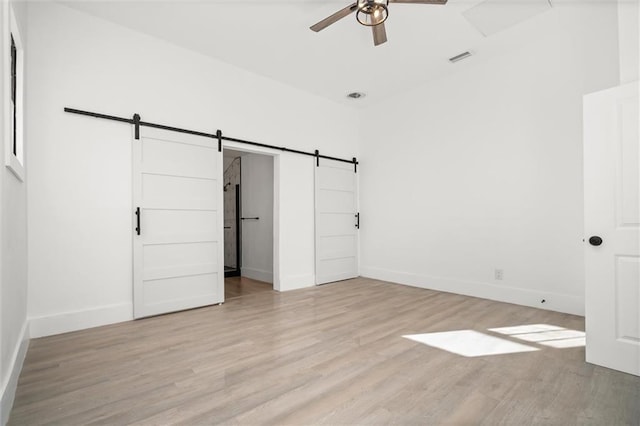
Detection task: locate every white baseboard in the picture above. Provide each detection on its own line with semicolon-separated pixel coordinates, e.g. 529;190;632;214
1;321;29;426
241;267;273;284
29;302;133;338
360;266;584;316
279;273;315;292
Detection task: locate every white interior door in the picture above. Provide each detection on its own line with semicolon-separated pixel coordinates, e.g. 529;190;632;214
584;81;640;376
133;126;224;319
315;158;359;285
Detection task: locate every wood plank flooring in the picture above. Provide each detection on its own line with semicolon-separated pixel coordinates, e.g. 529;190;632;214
9;278;640;425
224;276;272;300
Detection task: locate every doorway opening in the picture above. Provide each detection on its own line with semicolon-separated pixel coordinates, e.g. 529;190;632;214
223;154;241;278
223;148;275;300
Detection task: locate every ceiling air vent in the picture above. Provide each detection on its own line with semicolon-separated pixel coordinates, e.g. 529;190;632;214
449;51;472;63
347;92;365;99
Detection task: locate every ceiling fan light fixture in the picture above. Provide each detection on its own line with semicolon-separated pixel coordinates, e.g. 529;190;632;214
356;0;389;26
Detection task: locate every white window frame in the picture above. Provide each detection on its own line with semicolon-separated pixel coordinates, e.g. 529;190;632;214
4;3;24;182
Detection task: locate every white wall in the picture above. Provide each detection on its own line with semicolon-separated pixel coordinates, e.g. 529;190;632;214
0;0;29;423
241;153;274;283
358;4;621;316
275;153;317;291
26;2;359;337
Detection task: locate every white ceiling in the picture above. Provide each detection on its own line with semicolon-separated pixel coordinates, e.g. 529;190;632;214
60;0;559;107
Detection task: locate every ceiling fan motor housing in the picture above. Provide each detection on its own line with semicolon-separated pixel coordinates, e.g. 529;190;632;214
309;0;447;47
356;0;389;26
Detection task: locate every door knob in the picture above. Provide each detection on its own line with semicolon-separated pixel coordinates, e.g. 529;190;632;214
589;236;603;246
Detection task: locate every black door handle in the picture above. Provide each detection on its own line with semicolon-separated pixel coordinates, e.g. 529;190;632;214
589;236;602;246
135;207;141;235
355;212;360;229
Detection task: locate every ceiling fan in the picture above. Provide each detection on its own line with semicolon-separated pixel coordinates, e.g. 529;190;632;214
310;0;447;46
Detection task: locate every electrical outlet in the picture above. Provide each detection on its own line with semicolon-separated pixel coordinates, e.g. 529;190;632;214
494;269;504;280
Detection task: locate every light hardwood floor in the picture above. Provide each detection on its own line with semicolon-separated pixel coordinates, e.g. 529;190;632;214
9;278;640;425
224;276;273;300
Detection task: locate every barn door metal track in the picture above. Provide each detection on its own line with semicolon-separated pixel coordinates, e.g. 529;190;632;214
64;107;358;171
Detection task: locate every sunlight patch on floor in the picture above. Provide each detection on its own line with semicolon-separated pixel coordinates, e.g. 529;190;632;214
403;330;539;357
538;337;586;348
490;324;586;349
405;324;587;356
488;324;563;334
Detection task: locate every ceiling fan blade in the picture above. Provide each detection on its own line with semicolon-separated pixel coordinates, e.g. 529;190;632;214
372;23;387;46
310;3;358;32
389;0;447;4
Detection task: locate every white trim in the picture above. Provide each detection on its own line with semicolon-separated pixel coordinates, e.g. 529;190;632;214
360;266;584;316
241;267;273;284
0;321;29;426
4;3;25;182
273;155;281;291
28;303;134;338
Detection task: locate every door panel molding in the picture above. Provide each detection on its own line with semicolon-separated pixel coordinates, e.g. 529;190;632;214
133;126;224;319
584;81;640;376
315;159;359;285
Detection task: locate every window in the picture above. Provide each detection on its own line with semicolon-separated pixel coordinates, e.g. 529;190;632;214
5;4;24;181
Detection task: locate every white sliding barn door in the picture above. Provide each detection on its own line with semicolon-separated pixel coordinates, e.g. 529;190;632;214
315;158;359;285
584;81;640;376
133;126;224;319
